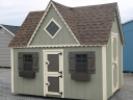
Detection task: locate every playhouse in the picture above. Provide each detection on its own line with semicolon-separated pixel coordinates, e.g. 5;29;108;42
9;1;123;100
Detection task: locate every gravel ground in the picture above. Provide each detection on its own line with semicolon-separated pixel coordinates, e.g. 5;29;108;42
0;68;133;100
110;73;133;100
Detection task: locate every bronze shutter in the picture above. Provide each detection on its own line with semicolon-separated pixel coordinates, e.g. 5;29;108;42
19;71;35;78
69;52;76;73
69;51;96;81
33;52;39;72
87;52;95;74
18;52;24;77
71;72;91;81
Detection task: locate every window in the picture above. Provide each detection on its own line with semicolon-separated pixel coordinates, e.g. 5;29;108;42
69;52;95;81
23;54;33;71
75;54;88;72
45;18;61;38
18;52;39;78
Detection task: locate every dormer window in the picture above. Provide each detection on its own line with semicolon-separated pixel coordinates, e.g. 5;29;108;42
45;18;61;38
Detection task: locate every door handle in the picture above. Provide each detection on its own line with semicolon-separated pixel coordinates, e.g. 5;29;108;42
45;61;49;65
45;82;50;86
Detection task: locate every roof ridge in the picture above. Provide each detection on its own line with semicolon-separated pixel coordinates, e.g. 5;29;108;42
52;0;117;9
72;2;117;9
1;24;20;27
29;10;45;14
52;1;70;8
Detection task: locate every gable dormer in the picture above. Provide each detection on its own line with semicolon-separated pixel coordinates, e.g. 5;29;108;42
29;3;79;46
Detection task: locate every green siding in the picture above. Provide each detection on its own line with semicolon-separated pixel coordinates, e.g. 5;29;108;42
13;48;44;96
30;5;78;46
63;47;103;100
13;47;104;100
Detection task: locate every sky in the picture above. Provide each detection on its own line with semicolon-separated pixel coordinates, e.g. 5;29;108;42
0;0;132;26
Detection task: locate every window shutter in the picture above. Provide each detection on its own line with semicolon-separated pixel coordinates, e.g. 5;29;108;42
71;72;91;81
21;71;35;78
18;52;24;76
87;52;95;74
69;52;90;81
33;52;39;72
69;52;76;73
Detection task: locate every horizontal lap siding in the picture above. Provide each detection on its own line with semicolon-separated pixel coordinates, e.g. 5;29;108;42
0;29;13;67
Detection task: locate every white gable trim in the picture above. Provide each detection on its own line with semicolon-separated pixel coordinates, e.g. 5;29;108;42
12;44;103;49
27;1;52;46
27;1;80;47
28;44;103;48
44;17;62;39
0;25;15;37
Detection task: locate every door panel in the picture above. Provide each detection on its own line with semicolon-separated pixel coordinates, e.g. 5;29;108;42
44;50;63;97
48;54;59;72
48;77;59;92
112;33;119;92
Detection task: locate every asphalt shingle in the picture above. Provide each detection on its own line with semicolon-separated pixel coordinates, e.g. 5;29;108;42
9;1;120;47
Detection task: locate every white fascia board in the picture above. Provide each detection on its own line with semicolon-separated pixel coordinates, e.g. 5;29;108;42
27;1;52;46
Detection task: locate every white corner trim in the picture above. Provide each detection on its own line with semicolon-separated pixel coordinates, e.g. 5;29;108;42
52;2;80;45
11;48;15;93
44;17;62;39
0;25;15;37
27;1;52;46
102;46;107;100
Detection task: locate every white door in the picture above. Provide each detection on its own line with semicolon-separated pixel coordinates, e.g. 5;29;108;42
112;33;119;92
43;50;64;97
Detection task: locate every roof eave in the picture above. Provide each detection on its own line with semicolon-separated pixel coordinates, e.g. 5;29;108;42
0;24;15;37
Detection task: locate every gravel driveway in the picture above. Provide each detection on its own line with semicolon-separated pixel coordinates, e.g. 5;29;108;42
0;68;133;100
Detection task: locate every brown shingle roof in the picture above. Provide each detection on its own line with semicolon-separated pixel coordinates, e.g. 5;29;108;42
53;2;117;45
9;11;44;47
9;1;118;47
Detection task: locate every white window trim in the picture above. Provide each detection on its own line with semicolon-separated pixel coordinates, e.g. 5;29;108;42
44;18;62;39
